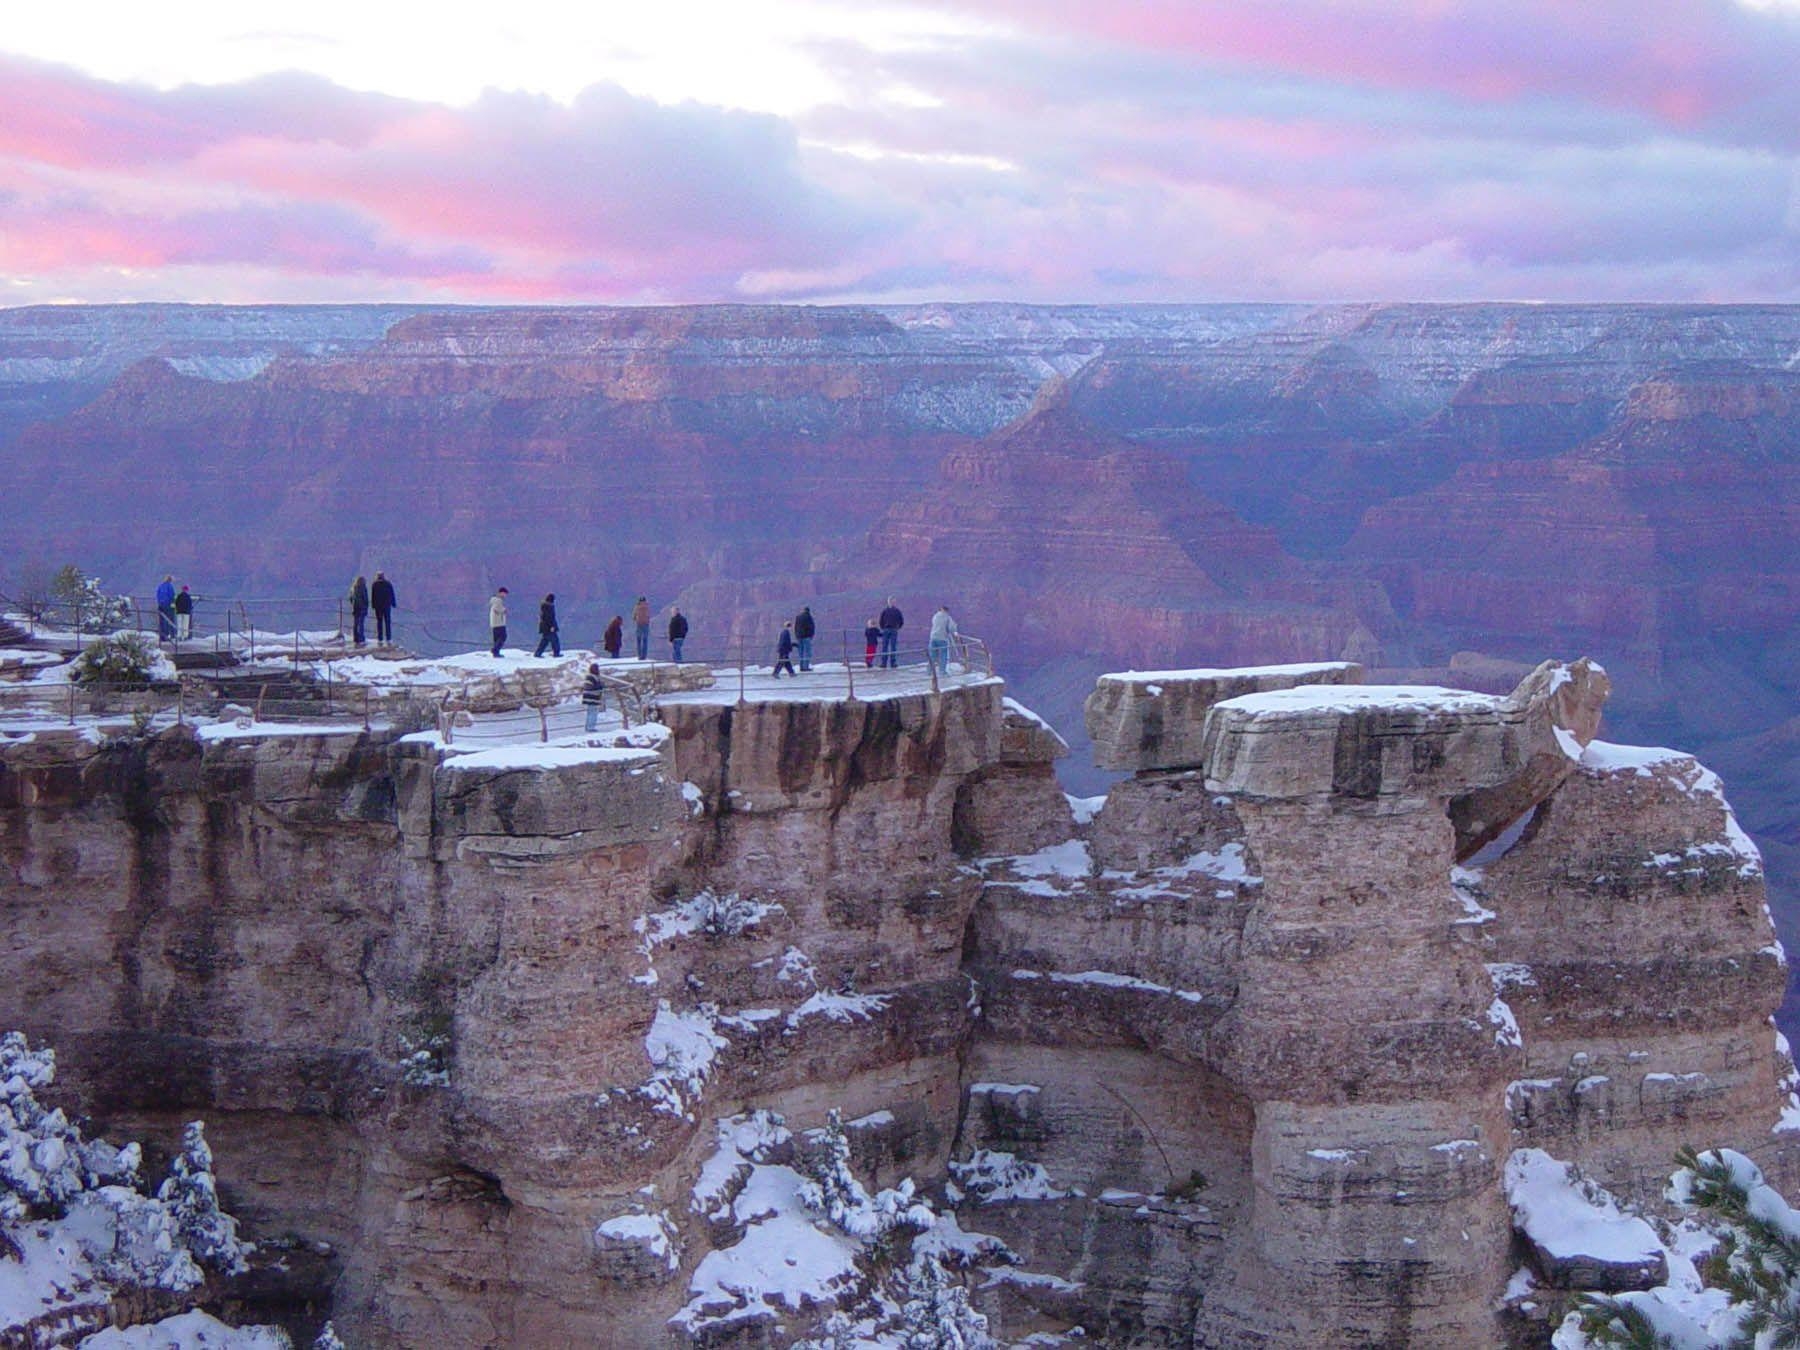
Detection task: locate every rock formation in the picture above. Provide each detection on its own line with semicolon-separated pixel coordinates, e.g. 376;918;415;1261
0;649;1794;1346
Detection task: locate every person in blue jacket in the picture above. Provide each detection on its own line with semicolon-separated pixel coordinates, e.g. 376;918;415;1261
155;575;176;640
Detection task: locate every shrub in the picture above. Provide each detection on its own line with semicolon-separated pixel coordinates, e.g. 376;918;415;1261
74;632;163;688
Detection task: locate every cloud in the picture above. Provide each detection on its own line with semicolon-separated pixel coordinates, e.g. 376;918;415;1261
1;2;1797;306
0;53;889;301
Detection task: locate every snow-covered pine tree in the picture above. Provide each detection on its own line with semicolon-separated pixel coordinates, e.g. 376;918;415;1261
897;1253;995;1350
1573;1145;1800;1348
799;1109;868;1233
156;1120;251;1274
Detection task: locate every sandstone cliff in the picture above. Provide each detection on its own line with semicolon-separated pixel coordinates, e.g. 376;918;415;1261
0;652;1793;1347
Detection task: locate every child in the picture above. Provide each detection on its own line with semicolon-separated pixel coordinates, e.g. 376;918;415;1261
774;623;797;677
863;617;880;668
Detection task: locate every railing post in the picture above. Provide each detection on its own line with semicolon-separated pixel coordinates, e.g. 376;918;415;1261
242;602;255;664
362;687;371;732
177;682;185;726
537;704;549;743
67;680;76;725
738;639;747;705
929;647;940;695
843;631;856;701
255;684;268;722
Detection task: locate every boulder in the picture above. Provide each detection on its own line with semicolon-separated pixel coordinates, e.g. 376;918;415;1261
1198;684;1527;805
1085;662;1362;772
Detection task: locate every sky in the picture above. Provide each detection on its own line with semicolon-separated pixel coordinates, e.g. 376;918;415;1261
2;0;1798;306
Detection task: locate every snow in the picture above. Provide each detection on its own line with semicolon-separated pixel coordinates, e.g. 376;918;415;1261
1504;1148;1662;1267
968;1083;1040;1097
1001;697;1065;754
77;1311;289;1348
1485;997;1524;1049
1064;793;1106;826
1771;1027;1800;1135
948;1149;1078;1203
1450;868;1496;926
1553;726;1583;761
0;1033;267;1345
641;1004;728;1120
195;721;367;742
1213;684;1502;716
785;990;891;1029
1578;740;1691;776
1010;968;1207;1004
1111;842;1259;900
1486;963;1537;990
437;743;661;771
1104;662;1357;683
595;1211;679;1273
1306;1148;1359;1162
656;667;1001;707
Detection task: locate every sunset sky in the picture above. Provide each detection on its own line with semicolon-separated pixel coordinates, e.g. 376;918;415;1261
4;0;1798;305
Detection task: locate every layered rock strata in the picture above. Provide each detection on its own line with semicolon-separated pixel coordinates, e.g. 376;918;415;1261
0;656;1794;1347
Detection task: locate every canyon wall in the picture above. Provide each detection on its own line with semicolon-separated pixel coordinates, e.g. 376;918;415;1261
1;655;1795;1346
3;301;1793;970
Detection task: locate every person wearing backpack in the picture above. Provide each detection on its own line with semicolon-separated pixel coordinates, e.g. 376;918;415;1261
668;608;689;663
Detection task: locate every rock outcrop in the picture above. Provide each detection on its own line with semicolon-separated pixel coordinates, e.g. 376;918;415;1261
0;655;1794;1347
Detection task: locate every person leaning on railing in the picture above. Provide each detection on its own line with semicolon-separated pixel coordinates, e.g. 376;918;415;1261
582;662;606;731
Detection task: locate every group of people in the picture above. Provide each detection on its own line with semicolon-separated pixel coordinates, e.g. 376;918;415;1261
488;590;690;663
153;575;196;641
774;598;959;677
346;572;398;647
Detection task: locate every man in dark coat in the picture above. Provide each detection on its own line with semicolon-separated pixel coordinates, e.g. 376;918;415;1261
793;605;816;672
877;597;904;669
603;615;623;660
773;623;796;678
535;593;562;658
668;608;689;663
370;572;396;644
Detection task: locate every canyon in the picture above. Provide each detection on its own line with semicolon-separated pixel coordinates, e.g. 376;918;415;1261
0;651;1794;1346
1;301;1794;967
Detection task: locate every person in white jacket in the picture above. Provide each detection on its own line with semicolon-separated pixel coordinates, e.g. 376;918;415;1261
489;587;509;657
928;605;957;676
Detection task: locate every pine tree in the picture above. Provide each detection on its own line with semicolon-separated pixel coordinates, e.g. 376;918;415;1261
897;1253;995;1350
1574;1146;1800;1349
156;1121;250;1274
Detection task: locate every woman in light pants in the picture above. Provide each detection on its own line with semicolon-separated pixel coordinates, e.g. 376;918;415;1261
928;604;957;676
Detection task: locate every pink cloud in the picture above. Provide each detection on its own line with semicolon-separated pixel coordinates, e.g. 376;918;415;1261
942;0;1800;144
0;5;1797;308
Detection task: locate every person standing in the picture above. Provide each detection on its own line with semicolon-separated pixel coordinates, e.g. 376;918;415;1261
929;603;958;676
534;593;561;658
668;608;689;663
489;587;509;658
863;617;880;668
603;615;624;660
581;663;606;731
348;575;370;647
793;605;816;672
878;597;904;669
773;622;797;678
174;585;194;640
632;596;652;660
155;575;176;640
370;571;397;645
